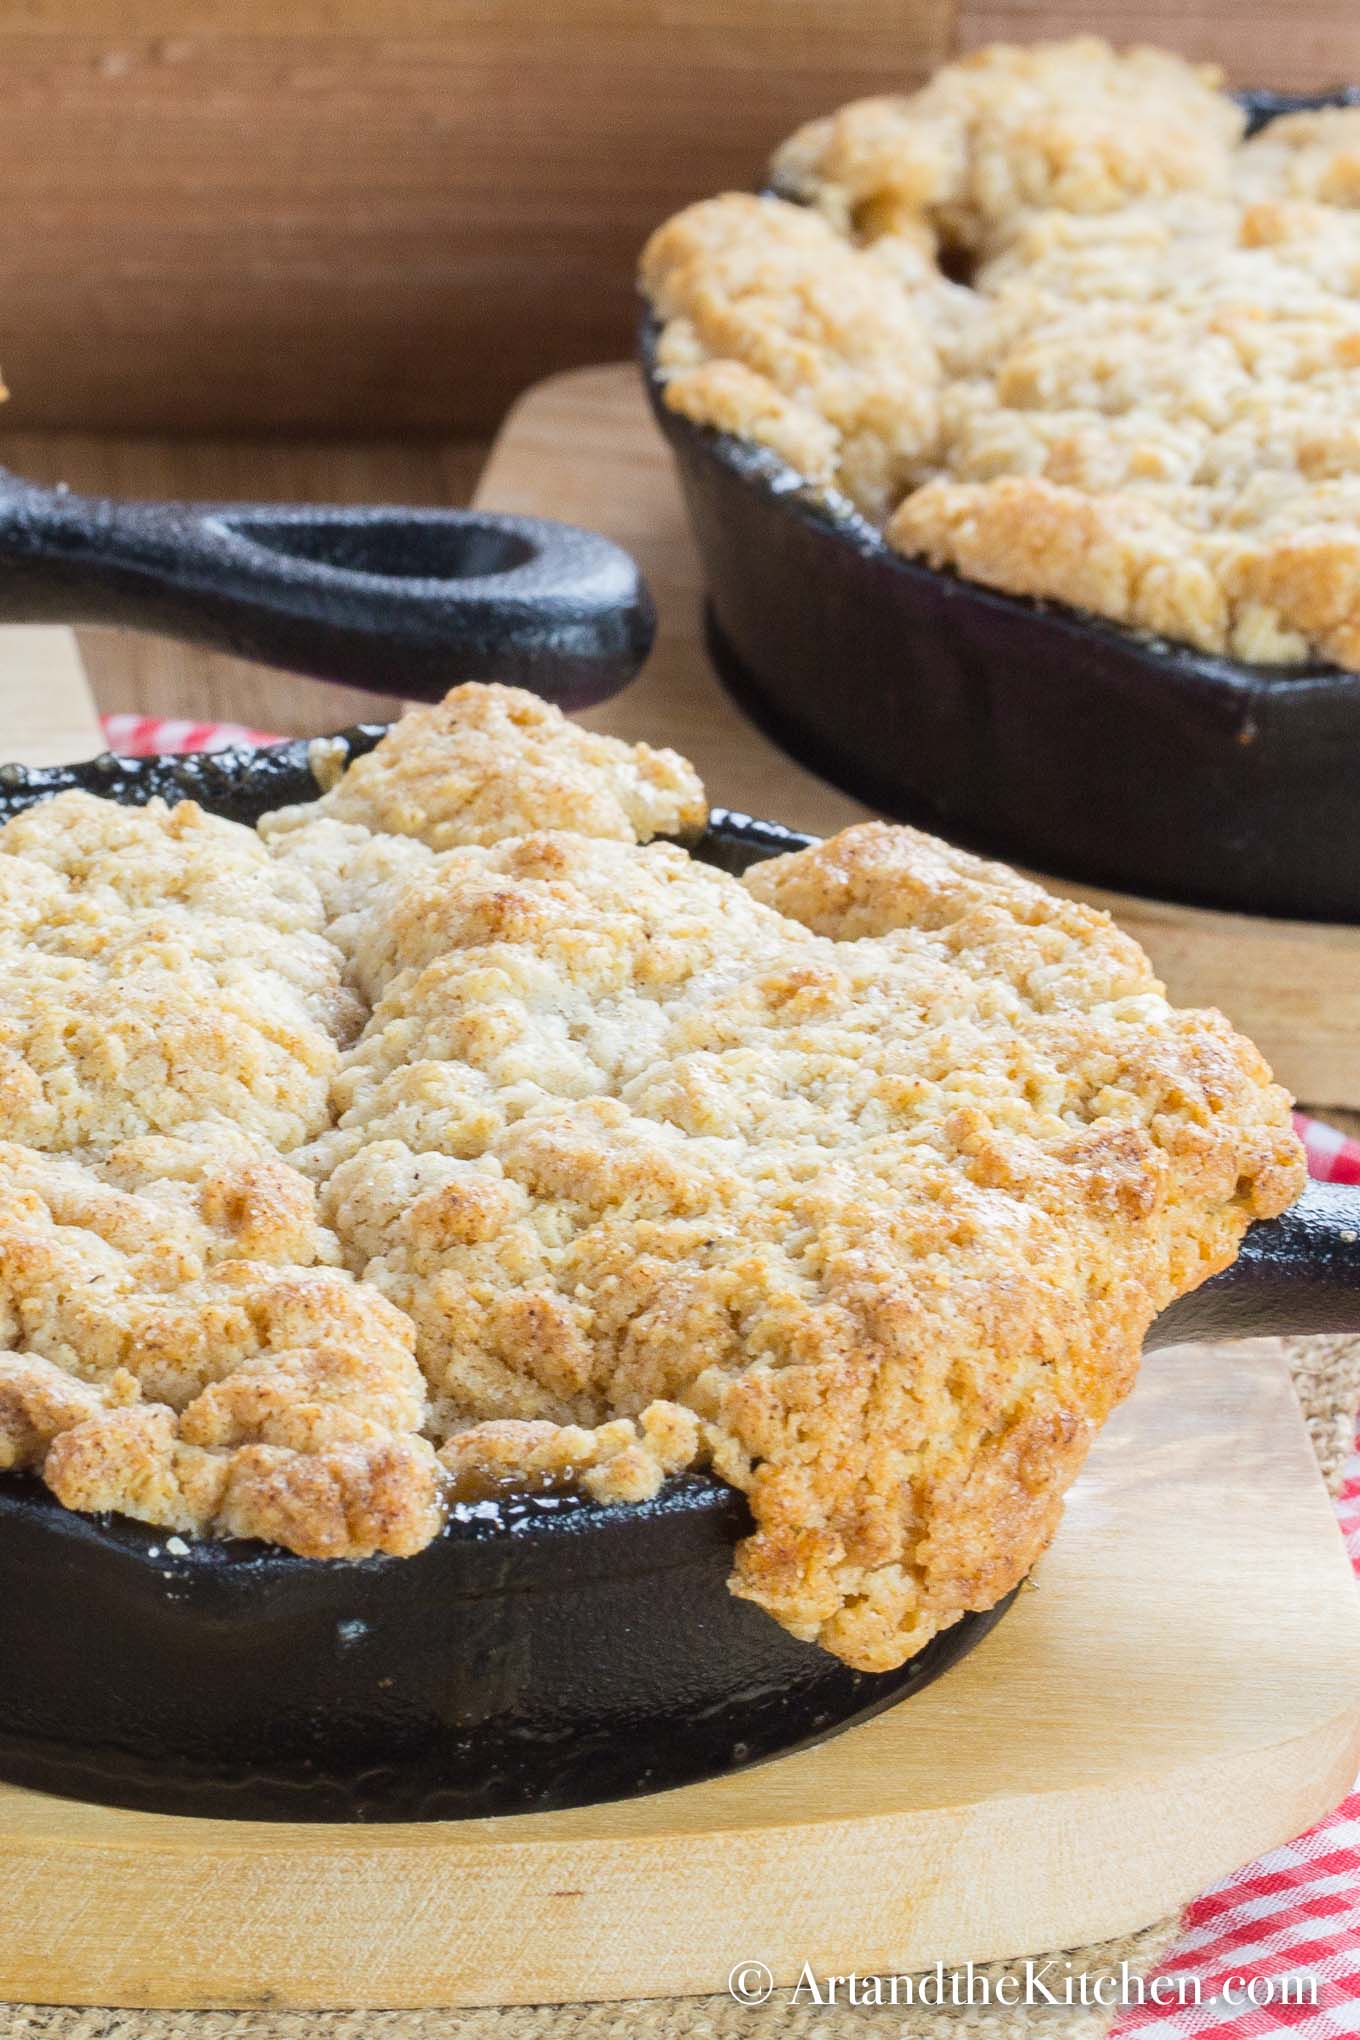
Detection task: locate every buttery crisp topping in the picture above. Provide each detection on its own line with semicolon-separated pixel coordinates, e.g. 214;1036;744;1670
0;791;358;1154
0;1133;441;1560
262;680;707;854
0;685;1303;1668
770;39;1240;252
642;39;1360;669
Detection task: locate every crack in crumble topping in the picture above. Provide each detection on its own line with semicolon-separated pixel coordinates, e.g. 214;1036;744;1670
0;683;1302;1670
642;39;1360;670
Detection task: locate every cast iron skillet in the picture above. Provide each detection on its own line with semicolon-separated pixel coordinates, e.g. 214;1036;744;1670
1;735;1360;1822
641;88;1360;923
0;478;655;707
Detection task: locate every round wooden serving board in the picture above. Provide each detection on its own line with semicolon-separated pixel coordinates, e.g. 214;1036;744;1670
0;1342;1357;2010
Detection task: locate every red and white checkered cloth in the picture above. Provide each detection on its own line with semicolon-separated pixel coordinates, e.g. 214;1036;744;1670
1111;1111;1360;2040
1113;1438;1360;2040
1296;1114;1360;1191
100;716;1360;2037
99;713;278;756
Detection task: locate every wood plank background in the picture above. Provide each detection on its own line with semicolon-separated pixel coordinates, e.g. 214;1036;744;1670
0;0;1351;435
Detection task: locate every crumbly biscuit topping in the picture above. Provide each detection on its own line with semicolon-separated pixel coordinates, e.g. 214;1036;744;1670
642;39;1360;668
0;792;358;1154
0;685;1303;1668
261;679;707;854
771;40;1240;253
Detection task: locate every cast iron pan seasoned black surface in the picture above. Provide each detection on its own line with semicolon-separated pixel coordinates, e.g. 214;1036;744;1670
0;491;655;710
2;735;1360;1821
642;89;1360;924
0;1468;1017;1824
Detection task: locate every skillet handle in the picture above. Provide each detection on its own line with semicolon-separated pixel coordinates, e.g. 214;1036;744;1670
1148;1180;1360;1348
0;471;655;708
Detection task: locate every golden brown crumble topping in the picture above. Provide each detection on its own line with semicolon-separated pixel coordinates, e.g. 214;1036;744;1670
262;679;707;854
0;791;358;1154
642;39;1360;669
0;685;1302;1668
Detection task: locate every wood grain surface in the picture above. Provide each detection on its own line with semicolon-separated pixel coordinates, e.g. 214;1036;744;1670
0;0;949;435
955;0;1359;82
0;628;99;761
0;0;1353;434
0;1340;1356;2009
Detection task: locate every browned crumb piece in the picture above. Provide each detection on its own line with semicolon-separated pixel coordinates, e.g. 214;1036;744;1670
641;193;941;521
0;1356;139;1471
306;819;1300;1670
205;1436;440;1559
889;477;1360;670
0;789;327;932
1235;107;1360;209
0;1138;440;1558
439;1402;701;1507
742;814;1151;979
771;38;1240;251
43;1412;441;1561
0;792;358;1151
261;682;707;856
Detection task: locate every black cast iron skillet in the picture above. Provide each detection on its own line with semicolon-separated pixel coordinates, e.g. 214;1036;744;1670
0;475;655;708
1;734;1359;1822
641;88;1360;923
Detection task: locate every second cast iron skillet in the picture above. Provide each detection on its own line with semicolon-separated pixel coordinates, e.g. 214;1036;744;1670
0;734;1358;1822
641;88;1360;923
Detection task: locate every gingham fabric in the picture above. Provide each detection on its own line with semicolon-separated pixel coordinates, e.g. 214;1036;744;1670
1295;1113;1360;1190
99;712;279;756
102;715;1360;2038
1112;1431;1360;2040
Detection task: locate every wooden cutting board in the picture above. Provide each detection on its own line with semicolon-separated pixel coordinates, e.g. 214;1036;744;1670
0;627;101;761
474;364;1360;1115
0;528;1357;2013
0;1342;1356;2010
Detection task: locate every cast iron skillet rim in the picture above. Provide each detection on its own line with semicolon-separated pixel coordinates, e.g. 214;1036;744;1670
0;726;818;1579
638;315;1360;715
0;1471;753;1594
638;83;1360;713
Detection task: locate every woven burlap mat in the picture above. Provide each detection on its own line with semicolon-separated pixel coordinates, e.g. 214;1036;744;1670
7;1329;1358;2040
